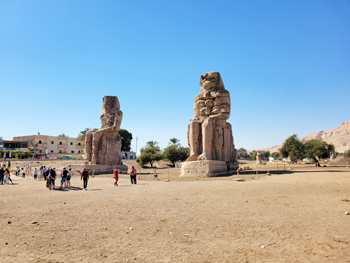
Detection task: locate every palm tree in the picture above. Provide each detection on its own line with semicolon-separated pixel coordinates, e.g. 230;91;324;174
169;138;180;147
0;136;3;141
146;141;159;148
78;128;91;140
58;133;69;137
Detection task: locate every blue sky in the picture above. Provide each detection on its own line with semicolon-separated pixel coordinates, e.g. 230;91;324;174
1;0;349;153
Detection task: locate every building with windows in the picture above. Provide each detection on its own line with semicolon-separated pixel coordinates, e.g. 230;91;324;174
13;135;85;155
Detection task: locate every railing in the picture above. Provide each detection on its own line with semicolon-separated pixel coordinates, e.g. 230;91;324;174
57;144;68;149
35;143;48;148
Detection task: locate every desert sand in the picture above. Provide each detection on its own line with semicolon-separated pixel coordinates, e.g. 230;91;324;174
1;159;350;262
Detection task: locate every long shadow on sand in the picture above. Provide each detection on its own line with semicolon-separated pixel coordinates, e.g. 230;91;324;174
53;186;102;191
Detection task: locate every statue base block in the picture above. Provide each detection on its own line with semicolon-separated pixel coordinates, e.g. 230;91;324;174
70;164;128;175
180;160;238;177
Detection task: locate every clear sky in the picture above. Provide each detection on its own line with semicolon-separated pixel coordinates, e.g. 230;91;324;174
1;0;349;154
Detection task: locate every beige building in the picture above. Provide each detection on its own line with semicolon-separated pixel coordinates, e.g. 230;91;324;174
13;135;85;155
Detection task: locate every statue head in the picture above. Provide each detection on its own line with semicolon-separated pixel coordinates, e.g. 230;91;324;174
199;72;225;92
100;95;121;128
102;96;120;111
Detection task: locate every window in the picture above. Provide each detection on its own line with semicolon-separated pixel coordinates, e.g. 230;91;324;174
51;141;54;144
59;150;62;153
51;150;53;153
78;142;81;145
39;150;42;153
78;150;81;153
39;140;42;144
22;144;26;148
71;151;74;153
59;142;62;145
70;142;73;145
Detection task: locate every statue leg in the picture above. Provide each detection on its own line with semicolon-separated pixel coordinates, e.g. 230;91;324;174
91;132;101;164
197;118;213;161
85;131;94;162
186;121;201;161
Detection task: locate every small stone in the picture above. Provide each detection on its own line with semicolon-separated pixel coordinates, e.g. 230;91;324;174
44;221;48;223
345;211;349;215
169;232;172;234
8;221;11;224
261;246;265;248
184;234;189;237
31;221;37;224
129;227;133;230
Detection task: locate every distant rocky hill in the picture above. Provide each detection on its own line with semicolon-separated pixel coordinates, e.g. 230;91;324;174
257;120;350;153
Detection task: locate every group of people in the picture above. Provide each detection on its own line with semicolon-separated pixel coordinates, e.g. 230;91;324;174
0;161;138;189
0;165;13;184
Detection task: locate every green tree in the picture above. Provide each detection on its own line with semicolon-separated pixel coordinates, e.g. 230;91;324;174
178;147;190;162
136;146;162;168
238;148;249;158
0;136;3;140
78;128;91;140
332;152;343;159
168;138;181;147
271;152;281;160
58;133;69;137
119;129;133;151
162;145;180;166
279;134;304;162
303;139;335;166
344;150;350;158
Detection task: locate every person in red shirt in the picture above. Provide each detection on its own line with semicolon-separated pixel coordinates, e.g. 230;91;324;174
81;168;89;190
130;166;137;184
113;168;119;186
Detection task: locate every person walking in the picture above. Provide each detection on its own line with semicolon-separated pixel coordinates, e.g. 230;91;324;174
16;166;19;176
7;160;11;169
0;167;5;185
25;163;29;175
21;168;25;178
81;168;89;190
33;168;38;180
5;167;13;184
130;166;137;184
49;168;56;190
113;168;119;186
42;166;47;180
60;167;68;189
28;163;32;175
39;166;43;180
67;168;72;188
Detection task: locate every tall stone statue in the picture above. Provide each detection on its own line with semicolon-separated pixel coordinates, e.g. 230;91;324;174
187;71;237;163
181;72;238;177
85;96;123;165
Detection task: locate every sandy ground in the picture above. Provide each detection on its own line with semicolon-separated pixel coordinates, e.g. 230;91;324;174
1;160;350;262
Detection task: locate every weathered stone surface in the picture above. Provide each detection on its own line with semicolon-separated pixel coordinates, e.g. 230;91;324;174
85;96;123;165
181;72;238;177
180;160;231;177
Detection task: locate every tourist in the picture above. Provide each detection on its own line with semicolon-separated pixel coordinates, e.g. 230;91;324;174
33;168;38;180
130;166;137;184
6;167;12;184
22;168;25;178
0;167;5;185
15;166;19;176
8;160;11;168
25;163;29;175
39;166;43;180
60;167;68;189
114;168;119;186
67;168;72;187
49;168;56;190
28;163;32;175
42;166;47;180
81;168;89;190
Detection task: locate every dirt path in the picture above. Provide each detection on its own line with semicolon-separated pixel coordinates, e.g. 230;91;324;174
1;163;350;262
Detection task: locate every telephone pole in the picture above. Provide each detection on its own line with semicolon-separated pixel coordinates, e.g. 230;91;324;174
135;136;138;157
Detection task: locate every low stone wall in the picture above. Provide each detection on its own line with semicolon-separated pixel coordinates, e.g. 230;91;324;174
70;164;128;175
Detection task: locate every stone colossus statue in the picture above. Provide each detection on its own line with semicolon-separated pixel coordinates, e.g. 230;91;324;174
85;96;123;165
186;72;237;163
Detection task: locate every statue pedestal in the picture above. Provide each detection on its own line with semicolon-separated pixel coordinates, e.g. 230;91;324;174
180;160;238;177
70;164;128;175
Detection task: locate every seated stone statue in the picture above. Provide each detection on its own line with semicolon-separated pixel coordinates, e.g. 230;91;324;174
85;96;123;165
186;72;237;163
